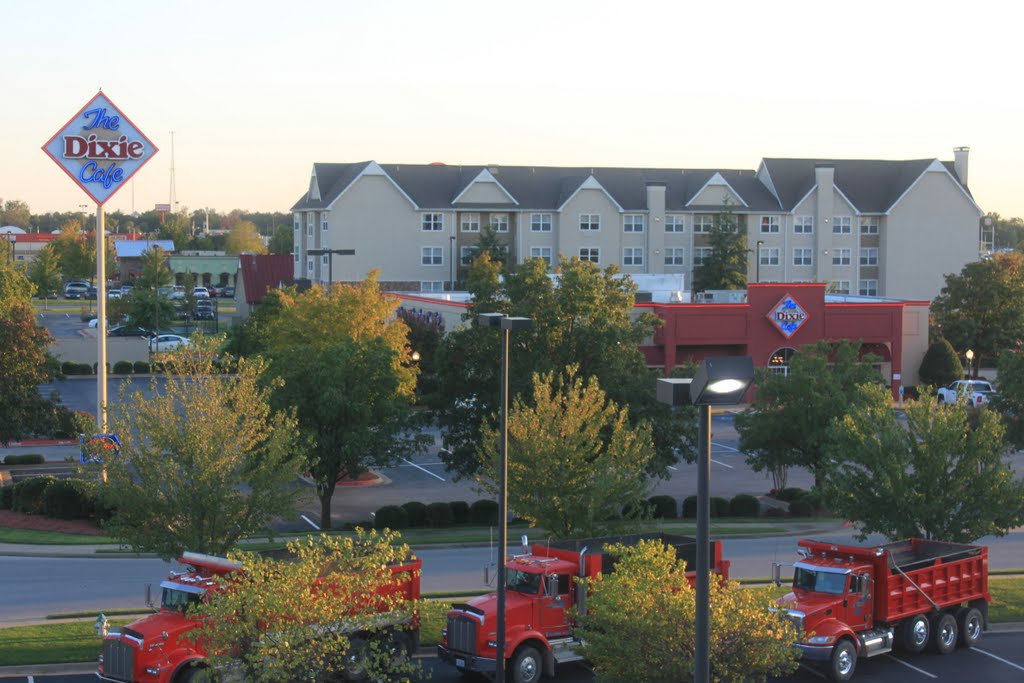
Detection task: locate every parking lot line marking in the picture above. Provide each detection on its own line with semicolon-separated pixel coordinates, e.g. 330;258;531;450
884;654;938;678
713;441;742;453
974;647;1024;673
301;515;320;530
667;465;678;471
711;458;734;469
402;457;446;482
797;663;827;679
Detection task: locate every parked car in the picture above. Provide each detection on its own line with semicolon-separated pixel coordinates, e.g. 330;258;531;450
108;288;122;300
64;282;89;299
149;334;189;352
169;285;186;300
194;302;216;320
108;326;152;338
936;379;996;407
88;317;104;328
221;286;235;298
64;280;89;297
193;286;211;299
82;285;97;300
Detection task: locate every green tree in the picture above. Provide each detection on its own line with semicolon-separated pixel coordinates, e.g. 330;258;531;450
133;245;174;289
577;539;799;682
992;345;1024;448
918;339;964;388
101;337;302;559
433;255;689;480
188;531;421;683
223;288;285;358
26;246;63;308
225;219;267;254
0;264;57;445
0;199;32;228
129;246;175;332
691;201;748;293
474;223;510;269
735;340;882;488
50;223;93;282
477;369;654;538
158;210;190;249
932;252;1024;374
259;274;425;529
268;223;293;255
824;384;1024;542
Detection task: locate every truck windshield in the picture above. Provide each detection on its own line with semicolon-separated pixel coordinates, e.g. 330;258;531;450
793;567;847;595
161;587;202;613
506;569;542;595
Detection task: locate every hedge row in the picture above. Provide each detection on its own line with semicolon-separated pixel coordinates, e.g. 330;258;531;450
648;493;762;519
61;361;154;376
374;499;497;530
0;475;108;520
3;454;46;465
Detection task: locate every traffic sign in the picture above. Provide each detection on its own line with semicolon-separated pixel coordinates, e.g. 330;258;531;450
42;91;158;205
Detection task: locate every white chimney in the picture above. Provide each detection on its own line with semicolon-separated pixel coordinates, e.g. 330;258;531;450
953;146;970;186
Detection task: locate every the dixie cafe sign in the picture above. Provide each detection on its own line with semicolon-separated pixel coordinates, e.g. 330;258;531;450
42;91;158;205
766;293;810;339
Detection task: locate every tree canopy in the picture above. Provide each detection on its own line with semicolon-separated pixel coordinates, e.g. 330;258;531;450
101;336;302;559
992;345;1024;449
577;539;799;682
258;273;425;529
477;369;654;538
433;254;692;480
691;201;749;292
225;219;267;255
25;246;62;306
918;338;964;388
932;252;1024;373
824;384;1024;542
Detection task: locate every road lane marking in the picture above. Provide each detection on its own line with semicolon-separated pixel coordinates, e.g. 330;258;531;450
301;515;320;530
974;647;1024;673
402;457;446;481
884;654;938;678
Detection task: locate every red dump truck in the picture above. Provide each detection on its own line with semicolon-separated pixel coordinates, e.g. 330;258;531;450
438;533;729;683
773;538;991;681
97;550;421;683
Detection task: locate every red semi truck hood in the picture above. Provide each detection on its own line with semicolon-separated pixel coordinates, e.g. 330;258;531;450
463;590;537;631
110;609;200;651
778;590;843;629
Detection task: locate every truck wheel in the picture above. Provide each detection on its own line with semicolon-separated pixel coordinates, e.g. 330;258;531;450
387;631;412;669
829;639;857;682
510;645;543;683
179;667;214;683
343;636;370;681
957;607;984;648
931;612;958;654
900;614;930;654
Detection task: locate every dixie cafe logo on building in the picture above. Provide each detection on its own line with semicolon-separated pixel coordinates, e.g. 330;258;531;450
767;293;809;339
42;91;158;205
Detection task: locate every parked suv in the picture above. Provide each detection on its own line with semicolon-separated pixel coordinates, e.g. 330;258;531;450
64;281;90;299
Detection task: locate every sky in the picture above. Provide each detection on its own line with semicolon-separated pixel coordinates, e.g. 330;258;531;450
2;0;1021;218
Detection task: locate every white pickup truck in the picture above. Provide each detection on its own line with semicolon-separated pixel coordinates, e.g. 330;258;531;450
936;379;996;407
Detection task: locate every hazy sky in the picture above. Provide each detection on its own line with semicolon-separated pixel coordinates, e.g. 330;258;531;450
2;0;1020;218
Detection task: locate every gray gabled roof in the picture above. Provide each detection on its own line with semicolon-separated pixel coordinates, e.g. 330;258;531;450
760;158;971;213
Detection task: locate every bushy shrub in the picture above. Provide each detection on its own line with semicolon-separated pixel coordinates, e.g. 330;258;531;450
763;507;787;518
133;361;151;374
0;486;13;510
729;494;760;517
12;475;59;514
469;499;499;525
774;487;807;502
61;361;78;376
92;362;111;374
374;505;408;530
43;478;96;520
919;339;963;388
112;361;134;375
788;498;815;517
449;501;470;524
797;489;827;515
76;363;93;375
401;501;427;528
710;496;730;517
426;502;453;527
681;495;698;518
3;454;46;465
648;495;677;519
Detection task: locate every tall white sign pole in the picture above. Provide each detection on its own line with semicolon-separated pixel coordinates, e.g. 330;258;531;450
96;205;107;431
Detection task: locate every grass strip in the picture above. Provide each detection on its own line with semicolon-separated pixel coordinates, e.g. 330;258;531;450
0;528;116;545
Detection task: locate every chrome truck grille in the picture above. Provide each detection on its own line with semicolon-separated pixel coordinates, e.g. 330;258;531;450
447;615;478;654
785;610;806;637
101;639;135;681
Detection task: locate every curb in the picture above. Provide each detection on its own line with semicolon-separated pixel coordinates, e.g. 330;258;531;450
3;439;78;447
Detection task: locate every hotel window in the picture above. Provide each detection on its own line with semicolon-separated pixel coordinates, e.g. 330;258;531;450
306;213;314;237
321;255;329;266
579;247;600;263
760;216;780;233
624;214;645;233
421;246;443;265
490;213;509;232
530;246;553;265
306;258;314;273
860;248;879;266
665;215;685;233
833;216;852;234
460;246;479;266
531;213;552;232
421;281;444;292
860;217;880;235
760;247;780;266
793;247;813;266
832;280;851;294
794;216;814;234
321;214;329;231
422;213;443;232
694;215;714;233
832;248;852;266
293;213;300;231
460;213;480;232
694;247;713;266
623;247;644;266
665;247;685;266
580;214;600;231
859;279;878;296
293;252;299;262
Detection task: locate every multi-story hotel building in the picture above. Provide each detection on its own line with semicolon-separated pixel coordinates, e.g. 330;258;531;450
290;148;981;301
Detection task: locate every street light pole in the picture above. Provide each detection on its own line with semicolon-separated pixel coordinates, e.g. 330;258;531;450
478;312;532;683
450;235;456;291
755;240;764;283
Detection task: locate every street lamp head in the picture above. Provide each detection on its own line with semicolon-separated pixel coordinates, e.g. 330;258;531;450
966;349;974;361
690;356;755;405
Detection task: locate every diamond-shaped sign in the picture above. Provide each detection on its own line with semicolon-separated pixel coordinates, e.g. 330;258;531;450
767;293;810;339
42;91;158;206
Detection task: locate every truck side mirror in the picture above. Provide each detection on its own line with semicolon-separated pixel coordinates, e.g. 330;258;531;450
860;574;871;600
771;563;782;587
145;583;154;609
546;574;559;597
